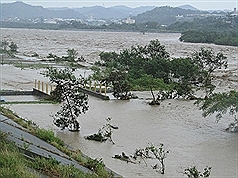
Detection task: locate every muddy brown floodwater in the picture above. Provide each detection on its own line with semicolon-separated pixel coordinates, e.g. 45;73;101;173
1;28;237;177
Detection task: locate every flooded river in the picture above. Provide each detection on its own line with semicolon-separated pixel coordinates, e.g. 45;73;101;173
1;28;237;177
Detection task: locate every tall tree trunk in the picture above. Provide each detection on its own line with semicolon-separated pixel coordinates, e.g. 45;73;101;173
150;86;156;105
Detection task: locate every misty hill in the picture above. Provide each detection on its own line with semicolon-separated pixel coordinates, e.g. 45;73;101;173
133;6;207;25
1;1;205;24
0;1;86;20
177;4;199;10
72;5;156;19
73;5;130;19
0;1;156;20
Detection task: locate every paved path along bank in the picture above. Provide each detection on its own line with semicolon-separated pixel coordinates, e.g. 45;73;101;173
0;114;97;176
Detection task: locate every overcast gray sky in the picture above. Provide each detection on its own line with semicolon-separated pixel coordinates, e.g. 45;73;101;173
1;0;237;10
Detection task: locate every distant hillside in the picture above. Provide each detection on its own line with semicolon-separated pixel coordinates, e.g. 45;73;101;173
0;1;86;20
0;1;157;20
72;5;156;19
177;4;199;10
133;6;207;25
73;6;127;19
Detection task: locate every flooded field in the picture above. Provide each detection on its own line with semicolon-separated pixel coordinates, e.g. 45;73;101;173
1;28;237;177
1;28;237;63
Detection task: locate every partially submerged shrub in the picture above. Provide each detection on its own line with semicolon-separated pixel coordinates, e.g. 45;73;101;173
133;143;170;174
112;152;136;164
85;117;117;144
113;142;170;174
183;166;212;177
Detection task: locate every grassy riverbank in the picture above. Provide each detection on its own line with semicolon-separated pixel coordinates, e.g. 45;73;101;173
0;106;117;178
0;130;106;178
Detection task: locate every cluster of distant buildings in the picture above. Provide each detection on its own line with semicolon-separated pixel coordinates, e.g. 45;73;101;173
3;8;237;27
3;15;136;26
43;16;136;26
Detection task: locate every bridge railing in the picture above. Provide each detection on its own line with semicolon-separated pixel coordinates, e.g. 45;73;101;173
83;81;108;95
34;79;55;95
34;80;109;96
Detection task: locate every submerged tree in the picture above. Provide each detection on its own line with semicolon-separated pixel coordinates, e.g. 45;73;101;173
90;65;132;100
9;41;18;53
92;40;170;100
169;57;204;99
43;67;89;131
183;166;212;178
66;48;78;62
133;143;169;174
0;40;18;57
84;117;116;144
132;74;169;105
92;41;228;102
196;90;238;132
191;47;228;97
107;67;131;100
0;40;9;51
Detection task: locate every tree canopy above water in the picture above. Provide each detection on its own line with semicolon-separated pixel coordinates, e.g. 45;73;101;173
91;39;228;101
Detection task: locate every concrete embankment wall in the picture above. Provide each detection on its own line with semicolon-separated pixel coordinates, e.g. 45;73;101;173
32;88;50;98
79;87;110;100
1;88;110;100
0;90;33;96
0;89;49;98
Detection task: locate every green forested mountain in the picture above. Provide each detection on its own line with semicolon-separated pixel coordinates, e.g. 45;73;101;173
167;15;238;46
179;30;237;46
167;16;236;32
133;6;207;25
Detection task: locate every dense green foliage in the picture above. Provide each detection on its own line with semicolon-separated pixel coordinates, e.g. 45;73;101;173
133;143;170;174
91;40;173;100
183;166;212;177
168;16;235;32
134;6;205;25
191;47;228;96
196;90;238;132
43;67;89;131
196;90;238;120
92;40;227;101
168;16;238;46
0;40;18;57
179;30;238;46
